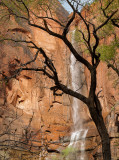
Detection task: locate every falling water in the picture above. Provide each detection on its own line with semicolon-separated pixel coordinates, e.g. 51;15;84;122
69;30;88;160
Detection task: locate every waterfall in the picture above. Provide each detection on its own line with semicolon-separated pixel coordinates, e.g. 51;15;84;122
69;30;88;160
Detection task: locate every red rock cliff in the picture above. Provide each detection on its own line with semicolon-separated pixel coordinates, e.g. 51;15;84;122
0;3;73;159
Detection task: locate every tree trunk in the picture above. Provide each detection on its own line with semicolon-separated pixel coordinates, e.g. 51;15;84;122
88;103;111;160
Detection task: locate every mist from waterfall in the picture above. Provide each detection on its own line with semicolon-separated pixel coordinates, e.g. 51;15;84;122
69;30;88;160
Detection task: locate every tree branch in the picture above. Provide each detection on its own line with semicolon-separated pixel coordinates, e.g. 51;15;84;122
63;11;76;37
95;10;118;32
107;63;119;77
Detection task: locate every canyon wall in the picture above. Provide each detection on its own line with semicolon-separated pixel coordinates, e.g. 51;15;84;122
0;4;74;160
0;1;119;160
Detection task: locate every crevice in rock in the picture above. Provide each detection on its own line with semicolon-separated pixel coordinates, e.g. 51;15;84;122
45;130;51;133
23;75;32;79
52;101;62;104
47;149;60;153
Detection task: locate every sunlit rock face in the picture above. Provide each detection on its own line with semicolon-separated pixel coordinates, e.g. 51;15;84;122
0;5;73;159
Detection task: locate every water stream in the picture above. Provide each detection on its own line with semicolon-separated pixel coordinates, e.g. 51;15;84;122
69;30;88;160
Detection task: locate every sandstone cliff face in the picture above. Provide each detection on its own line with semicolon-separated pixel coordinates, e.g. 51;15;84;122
0;5;73;159
0;1;119;160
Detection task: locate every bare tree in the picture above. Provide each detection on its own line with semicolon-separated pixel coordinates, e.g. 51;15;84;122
0;0;118;159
